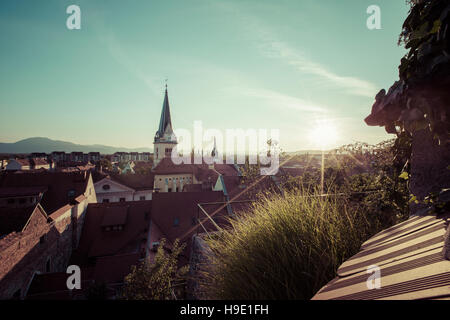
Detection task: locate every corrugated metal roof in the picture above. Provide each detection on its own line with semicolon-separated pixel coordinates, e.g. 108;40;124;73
312;213;450;300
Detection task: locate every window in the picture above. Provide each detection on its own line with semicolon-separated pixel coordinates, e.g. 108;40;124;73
39;235;46;245
102;198;109;203
119;198;126;202
173;218;179;227
7;199;14;204
102;184;110;190
67;190;75;197
19;198;26;204
139;196;145;200
192;217;197;226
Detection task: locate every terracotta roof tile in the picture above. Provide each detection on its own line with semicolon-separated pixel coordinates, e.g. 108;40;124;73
0;171;89;215
75;201;151;260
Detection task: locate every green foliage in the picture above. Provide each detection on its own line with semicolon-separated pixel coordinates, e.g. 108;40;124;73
99;158;112;171
121;239;188;300
279;139;410;225
366;0;450;144
199;139;411;299
118;161;127;170
200;189;380;300
239;160;260;186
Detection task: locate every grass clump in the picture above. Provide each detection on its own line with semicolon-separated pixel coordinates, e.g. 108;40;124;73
200;189;376;299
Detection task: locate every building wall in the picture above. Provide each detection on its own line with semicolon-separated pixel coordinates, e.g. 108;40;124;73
94;178;153;202
94;178;134;203
0;175;97;299
34;164;50;170
96;192;134;203
0;208;58;299
153;173;194;192
133;190;153;201
5;161;26;171
0;195;39;208
153;142;176;166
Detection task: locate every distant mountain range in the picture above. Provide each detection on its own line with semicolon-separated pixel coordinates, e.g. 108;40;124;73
0;137;152;154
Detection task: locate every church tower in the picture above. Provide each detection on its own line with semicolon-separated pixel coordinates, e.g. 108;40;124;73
153;86;177;167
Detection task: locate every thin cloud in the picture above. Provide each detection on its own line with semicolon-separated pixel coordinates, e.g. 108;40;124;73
259;39;378;98
212;1;378;98
238;87;326;113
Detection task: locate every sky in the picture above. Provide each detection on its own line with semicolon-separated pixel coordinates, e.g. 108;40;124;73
0;0;410;152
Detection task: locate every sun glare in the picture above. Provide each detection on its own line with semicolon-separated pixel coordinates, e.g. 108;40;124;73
308;121;338;150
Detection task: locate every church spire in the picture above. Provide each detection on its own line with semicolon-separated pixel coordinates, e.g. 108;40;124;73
211;136;217;157
155;85;175;143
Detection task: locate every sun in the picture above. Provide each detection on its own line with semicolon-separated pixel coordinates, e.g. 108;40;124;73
308;120;339;150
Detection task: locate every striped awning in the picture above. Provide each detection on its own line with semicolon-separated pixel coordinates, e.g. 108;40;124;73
312;213;450;300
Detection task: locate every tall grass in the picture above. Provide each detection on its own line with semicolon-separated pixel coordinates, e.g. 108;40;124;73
199;188;381;299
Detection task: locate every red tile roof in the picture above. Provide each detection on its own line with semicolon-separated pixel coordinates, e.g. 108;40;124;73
182;184;203;192
109;172;155;191
0;204;46;236
152;158;238;181
0;186;47;198
0;171;90;215
150;191;229;262
101;206;128;227
75;201;151;260
152;157;200;175
15;159;31;167
213;164;240;176
31;158;49;166
93;253;141;283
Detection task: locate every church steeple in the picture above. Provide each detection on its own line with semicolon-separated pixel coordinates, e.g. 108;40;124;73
153;85;177;168
154;86;176;143
211;137;217;158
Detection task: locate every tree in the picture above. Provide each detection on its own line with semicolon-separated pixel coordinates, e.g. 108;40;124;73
99;158;112;171
121;239;188;300
365;0;450;143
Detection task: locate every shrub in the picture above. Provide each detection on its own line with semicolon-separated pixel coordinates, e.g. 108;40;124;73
121;239;187;300
200;188;379;300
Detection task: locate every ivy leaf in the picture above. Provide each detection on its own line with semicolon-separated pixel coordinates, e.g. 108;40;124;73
430;19;441;34
399;171;409;180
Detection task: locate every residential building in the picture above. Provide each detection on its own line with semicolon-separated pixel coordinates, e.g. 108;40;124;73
5;159;32;171
0;171;97;299
94;175;153;203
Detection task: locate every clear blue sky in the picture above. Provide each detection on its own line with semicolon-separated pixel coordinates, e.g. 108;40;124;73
0;0;409;151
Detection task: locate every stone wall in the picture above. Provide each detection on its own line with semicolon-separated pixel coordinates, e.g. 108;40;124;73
410;129;450;215
186;234;213;300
